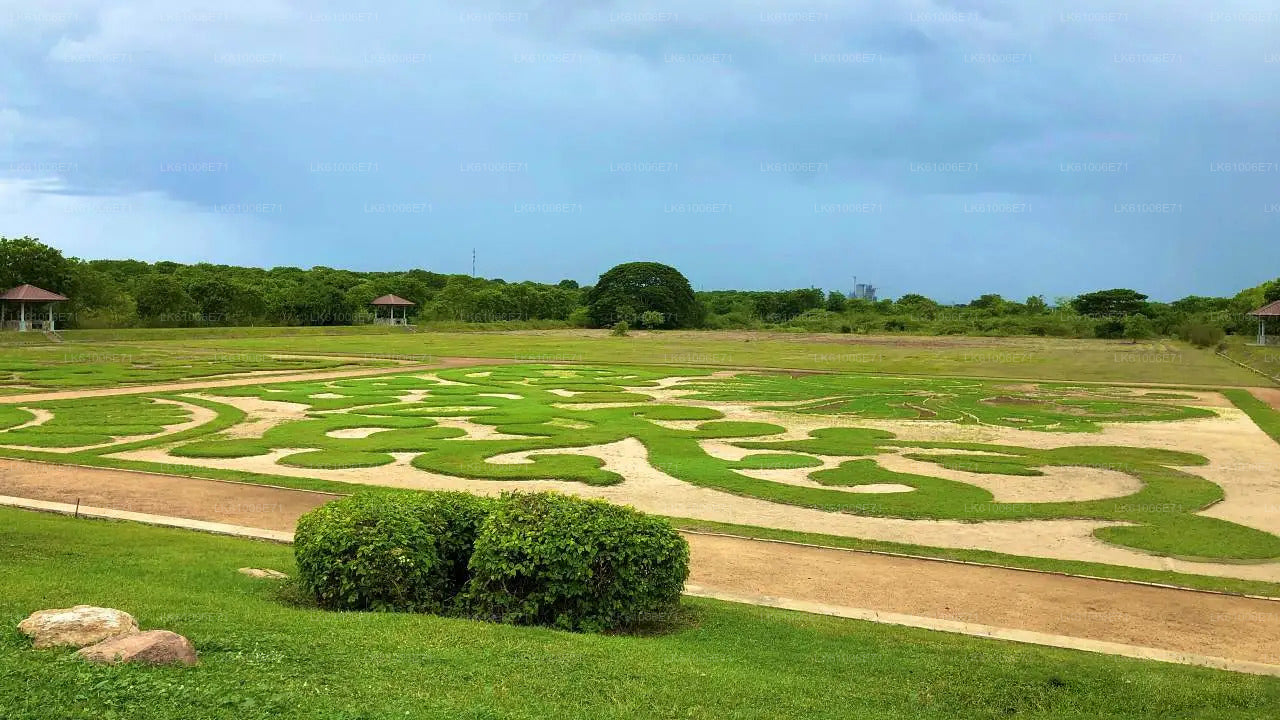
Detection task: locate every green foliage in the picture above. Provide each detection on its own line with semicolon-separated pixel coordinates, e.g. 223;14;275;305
0;236;74;294
1179;322;1226;348
294;491;493;613
463;492;689;632
1265;279;1280;304
586;261;701;329
638;310;665;328
611;320;630;336
1071;288;1149;318
1123;314;1156;341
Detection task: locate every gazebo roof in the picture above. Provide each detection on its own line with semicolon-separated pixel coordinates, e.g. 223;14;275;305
1249;300;1280;318
370;294;415;307
0;284;68;302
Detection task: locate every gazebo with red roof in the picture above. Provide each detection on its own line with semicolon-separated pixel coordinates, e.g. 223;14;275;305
370;294;415;326
1249;300;1280;345
0;284;69;332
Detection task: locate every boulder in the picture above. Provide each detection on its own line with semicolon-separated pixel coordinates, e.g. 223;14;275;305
18;606;139;649
78;630;198;666
238;567;288;579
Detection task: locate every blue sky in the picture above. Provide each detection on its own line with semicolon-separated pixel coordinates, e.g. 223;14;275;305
1;1;1278;302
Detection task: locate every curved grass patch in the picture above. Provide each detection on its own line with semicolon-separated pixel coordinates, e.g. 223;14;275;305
278;450;395;469
730;453;824;470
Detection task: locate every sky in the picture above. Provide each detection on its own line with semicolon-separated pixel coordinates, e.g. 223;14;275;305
1;1;1278;303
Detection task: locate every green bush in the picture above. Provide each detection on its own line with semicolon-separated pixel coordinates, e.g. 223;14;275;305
294;491;493;613
611;320;630;336
1179;321;1226;348
463;492;689;632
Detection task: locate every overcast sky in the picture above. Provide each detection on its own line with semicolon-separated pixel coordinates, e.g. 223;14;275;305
2;1;1278;301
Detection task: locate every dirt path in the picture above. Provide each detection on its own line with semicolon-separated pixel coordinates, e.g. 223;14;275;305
0;357;516;404
1252;387;1280;411
2;458;1278;669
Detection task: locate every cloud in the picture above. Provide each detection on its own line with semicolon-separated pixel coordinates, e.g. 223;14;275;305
0;0;1278;300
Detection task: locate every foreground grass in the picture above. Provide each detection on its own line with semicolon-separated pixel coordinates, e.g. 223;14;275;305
1224;389;1280;446
2;508;1277;720
93;329;1266;385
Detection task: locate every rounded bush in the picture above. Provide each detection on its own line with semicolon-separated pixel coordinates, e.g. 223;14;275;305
463;492;689;632
294;491;492;613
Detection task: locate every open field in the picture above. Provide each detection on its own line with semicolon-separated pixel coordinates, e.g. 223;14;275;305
3;328;1266;386
3;507;1277;720
4;362;1280;586
0;343;391;393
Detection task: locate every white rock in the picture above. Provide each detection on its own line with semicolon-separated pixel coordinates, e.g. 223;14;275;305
18;605;139;649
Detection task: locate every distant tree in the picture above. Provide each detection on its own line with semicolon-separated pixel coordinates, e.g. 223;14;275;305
1071;289;1149;318
1265;279;1280;304
557;279;580;290
1025;295;1048;314
0;236;74;292
825;291;847;313
135;275;196;322
969;294;1009;315
1122;314;1156;343
585;262;700;329
894;293;939;319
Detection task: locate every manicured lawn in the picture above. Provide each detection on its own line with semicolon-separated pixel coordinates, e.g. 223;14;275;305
99;329;1268;385
6;364;1275;562
1;508;1276;720
0;343;387;391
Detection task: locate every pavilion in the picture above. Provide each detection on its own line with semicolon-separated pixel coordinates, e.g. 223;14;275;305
0;284;69;332
370;294;415;326
1249;300;1280;345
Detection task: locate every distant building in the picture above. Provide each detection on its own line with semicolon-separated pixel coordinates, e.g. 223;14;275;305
851;283;877;302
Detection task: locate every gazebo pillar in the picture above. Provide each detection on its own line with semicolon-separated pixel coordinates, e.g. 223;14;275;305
19;302;25;332
48;302;54;331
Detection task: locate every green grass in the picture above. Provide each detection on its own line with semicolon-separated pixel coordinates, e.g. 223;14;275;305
0;343;387;392
2;507;1277;720
1224;389;1280;445
6;363;1275;562
79;329;1271;385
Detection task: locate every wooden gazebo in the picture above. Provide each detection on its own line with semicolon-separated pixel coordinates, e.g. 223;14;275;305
0;284;68;332
370;294;415;326
1249;300;1280;345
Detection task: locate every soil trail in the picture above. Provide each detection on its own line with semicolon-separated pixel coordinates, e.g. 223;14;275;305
2;457;1278;668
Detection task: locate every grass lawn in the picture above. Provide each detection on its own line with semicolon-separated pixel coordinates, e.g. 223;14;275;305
2;507;1277;720
65;328;1269;385
1221;339;1280;382
6;364;1275;562
0;343;388;392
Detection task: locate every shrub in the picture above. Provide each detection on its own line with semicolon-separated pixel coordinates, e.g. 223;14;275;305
294;491;493;613
639;310;665;328
1179;321;1226;349
1123;314;1156;342
463;492;689;632
611;320;630;336
1093;319;1126;339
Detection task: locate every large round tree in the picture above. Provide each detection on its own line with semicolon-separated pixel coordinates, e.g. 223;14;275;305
585;262;701;329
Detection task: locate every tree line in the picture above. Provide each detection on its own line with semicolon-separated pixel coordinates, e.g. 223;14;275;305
1;236;1275;343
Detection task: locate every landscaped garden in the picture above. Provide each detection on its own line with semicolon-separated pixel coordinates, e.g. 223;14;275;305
2;363;1278;573
3;507;1277;720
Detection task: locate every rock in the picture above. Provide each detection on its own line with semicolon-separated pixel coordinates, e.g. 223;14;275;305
78;630;198;666
238;567;288;579
18;606;139;649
